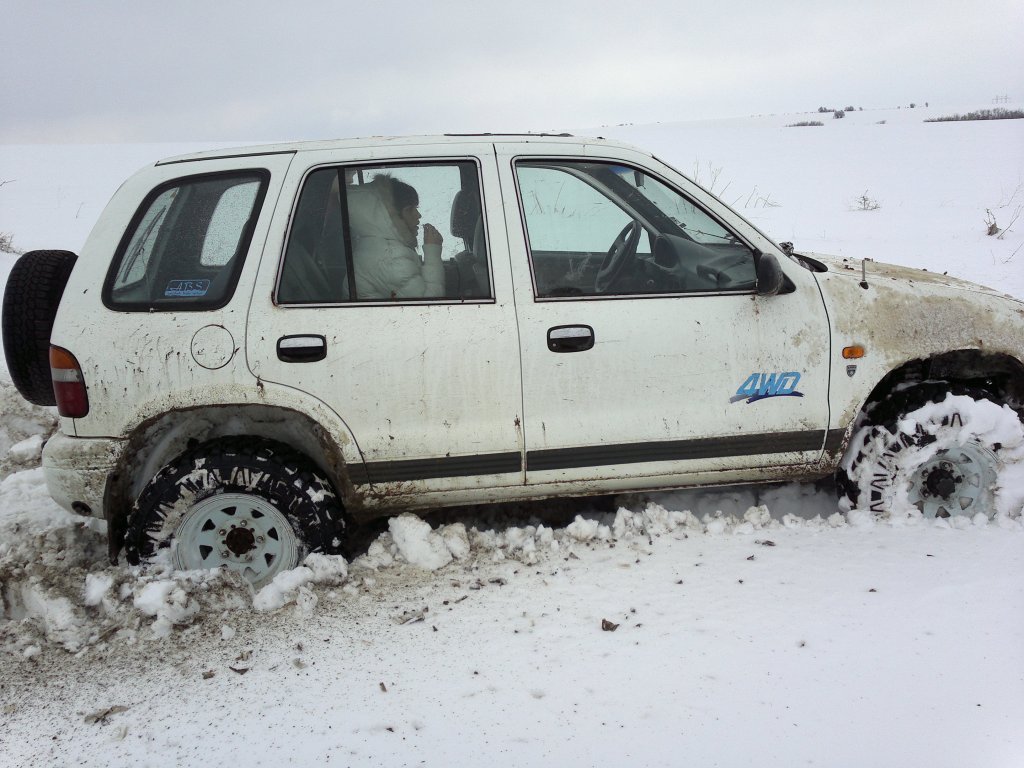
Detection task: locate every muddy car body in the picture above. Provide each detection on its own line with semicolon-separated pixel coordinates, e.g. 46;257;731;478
4;134;1022;587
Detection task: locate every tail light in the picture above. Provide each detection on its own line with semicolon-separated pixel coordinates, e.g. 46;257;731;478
50;345;89;418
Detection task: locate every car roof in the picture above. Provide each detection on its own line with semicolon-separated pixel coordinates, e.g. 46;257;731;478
155;133;642;165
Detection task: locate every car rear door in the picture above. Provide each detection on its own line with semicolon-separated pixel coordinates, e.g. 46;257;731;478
246;143;525;503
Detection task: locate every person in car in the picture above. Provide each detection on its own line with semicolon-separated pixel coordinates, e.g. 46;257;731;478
348;174;444;299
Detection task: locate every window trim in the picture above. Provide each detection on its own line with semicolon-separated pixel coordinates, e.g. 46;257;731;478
511;155;762;302
102;169;270;313
273;156;496;308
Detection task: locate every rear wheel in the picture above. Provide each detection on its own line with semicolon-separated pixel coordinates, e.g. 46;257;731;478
839;390;1024;519
124;438;348;588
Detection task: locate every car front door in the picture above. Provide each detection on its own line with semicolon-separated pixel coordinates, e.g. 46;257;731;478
494;143;833;491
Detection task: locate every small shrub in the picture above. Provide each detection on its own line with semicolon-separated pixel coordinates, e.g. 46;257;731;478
787;121;824;127
984;210;1000;236
833;110;845;119
854;192;880;211
925;108;1024;122
844;106;855;112
985;188;1023;238
0;232;23;255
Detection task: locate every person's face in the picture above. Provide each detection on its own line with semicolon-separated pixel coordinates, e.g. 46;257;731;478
400;202;421;235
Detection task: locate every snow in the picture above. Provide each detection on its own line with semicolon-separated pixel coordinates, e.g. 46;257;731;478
387;513;454;570
1;105;1023;766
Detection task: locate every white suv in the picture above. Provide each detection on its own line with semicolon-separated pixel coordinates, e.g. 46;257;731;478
4;134;1023;586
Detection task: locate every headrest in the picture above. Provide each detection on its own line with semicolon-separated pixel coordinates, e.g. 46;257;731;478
450;190;480;240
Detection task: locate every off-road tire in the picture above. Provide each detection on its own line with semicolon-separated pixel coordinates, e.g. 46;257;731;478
124;438;348;587
2;249;78;405
839;386;1021;518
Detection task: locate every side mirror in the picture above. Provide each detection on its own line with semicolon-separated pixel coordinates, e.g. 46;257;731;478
756;252;785;296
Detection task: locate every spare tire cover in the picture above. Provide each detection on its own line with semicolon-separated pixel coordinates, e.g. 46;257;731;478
2;250;78;406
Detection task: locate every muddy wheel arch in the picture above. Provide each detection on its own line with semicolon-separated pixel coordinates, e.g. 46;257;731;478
858;350;1024;423
102;403;365;560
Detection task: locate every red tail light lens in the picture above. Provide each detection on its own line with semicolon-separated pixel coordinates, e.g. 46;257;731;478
50;345;89;418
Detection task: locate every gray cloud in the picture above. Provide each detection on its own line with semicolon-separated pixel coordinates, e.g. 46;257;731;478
3;0;1021;142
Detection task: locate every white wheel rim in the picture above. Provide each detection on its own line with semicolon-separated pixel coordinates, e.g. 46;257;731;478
906;442;998;518
173;492;299;588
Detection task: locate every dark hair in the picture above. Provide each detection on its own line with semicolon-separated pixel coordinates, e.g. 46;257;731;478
390;178;418;210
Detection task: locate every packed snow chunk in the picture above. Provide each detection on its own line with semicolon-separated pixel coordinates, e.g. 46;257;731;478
0;381;57;476
498;525;543;564
133;580;200;638
536;524;557;551
357;536;397;570
612;508;641;539
303;553;349;584
11;582;90;651
566;514;610;542
253;566;315;612
702;512;732;535
388;513;452;570
83;572;114;607
743;504;771;529
846;508;876;530
733;505;771;535
7;434;44;464
781;513;805;530
902;395;1024;453
251;552;347;612
996;452;1024;519
440;523;471;561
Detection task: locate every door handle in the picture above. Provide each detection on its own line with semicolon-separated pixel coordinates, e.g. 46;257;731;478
277;335;327;363
547;325;594;353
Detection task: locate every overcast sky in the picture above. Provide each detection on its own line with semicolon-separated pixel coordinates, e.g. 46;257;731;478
3;0;1022;143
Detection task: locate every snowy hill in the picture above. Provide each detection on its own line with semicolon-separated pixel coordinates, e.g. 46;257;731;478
1;106;1023;767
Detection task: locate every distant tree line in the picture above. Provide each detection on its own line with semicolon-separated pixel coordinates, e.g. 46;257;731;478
925;108;1024;122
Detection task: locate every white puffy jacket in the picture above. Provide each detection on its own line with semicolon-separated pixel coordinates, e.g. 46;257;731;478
348;178;444;300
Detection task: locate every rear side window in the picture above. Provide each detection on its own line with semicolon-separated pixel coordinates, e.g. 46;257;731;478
277;161;491;304
104;170;268;311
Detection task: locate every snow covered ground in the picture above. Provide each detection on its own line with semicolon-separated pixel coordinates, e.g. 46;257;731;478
1;104;1023;767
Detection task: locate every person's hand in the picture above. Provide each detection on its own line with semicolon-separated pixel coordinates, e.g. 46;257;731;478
423;223;442;247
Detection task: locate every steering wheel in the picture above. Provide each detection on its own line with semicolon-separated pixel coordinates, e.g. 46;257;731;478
594;220;641;293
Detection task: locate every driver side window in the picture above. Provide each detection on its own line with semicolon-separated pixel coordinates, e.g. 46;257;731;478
515;160;755;298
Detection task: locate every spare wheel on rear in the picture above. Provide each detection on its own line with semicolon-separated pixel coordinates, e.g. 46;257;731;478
2;249;78;405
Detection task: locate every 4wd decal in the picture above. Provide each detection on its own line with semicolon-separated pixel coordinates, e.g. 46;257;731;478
731;372;804;404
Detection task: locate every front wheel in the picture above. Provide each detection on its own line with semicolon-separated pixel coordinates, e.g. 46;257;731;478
839;392;1024;520
124;439;348;588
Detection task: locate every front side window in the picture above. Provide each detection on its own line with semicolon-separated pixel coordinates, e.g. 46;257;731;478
105;171;267;311
277;161;490;304
515;160;756;298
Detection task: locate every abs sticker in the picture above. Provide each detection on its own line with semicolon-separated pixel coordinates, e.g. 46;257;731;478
165;279;211;298
731;371;804;404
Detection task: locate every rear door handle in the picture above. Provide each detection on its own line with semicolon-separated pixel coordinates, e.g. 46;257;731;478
547;325;594;353
277;335;327;363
